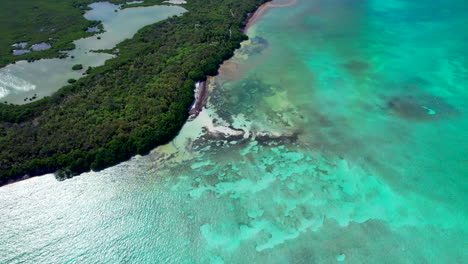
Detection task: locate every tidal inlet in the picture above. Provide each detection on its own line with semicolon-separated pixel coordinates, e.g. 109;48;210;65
1;0;467;263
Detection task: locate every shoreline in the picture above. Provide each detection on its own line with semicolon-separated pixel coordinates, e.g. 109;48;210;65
188;80;209;116
0;0;274;188
269;0;297;7
243;0;297;32
189;0;273;118
243;2;271;33
191;0;296;115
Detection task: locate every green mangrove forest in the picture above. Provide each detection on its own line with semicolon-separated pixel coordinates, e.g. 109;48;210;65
0;0;172;67
0;0;270;184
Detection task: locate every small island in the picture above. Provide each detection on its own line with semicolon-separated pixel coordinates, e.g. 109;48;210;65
72;64;83;70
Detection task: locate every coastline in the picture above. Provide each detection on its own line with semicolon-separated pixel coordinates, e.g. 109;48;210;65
0;0;273;187
243;0;297;32
243;1;271;33
188;80;209;116
2;0;467;262
188;0;273;118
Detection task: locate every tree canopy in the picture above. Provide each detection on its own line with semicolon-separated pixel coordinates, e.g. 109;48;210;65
0;0;269;185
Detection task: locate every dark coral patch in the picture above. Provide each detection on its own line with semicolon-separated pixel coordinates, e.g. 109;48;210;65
342;60;369;73
387;95;457;121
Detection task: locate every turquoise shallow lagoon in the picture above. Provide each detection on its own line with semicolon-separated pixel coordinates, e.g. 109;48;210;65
0;0;467;263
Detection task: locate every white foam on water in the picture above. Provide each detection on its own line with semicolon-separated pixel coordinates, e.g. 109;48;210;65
421;106;436;115
0;71;36;93
0;86;11;99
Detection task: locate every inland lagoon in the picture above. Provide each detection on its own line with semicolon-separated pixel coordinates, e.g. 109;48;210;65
0;0;466;263
0;2;185;104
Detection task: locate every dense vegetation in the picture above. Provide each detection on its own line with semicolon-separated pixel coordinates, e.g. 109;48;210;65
0;0;269;185
0;0;168;68
72;64;83;70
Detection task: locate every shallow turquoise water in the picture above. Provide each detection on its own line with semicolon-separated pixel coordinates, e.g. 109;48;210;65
0;0;467;263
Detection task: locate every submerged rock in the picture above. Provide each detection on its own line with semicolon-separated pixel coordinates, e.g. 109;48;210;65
342;60;369;73
241;36;269;56
254;130;300;145
336;253;346;262
387;94;457;121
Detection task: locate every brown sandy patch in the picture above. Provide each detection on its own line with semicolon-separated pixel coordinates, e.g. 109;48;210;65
269;0;298;8
244;0;298;32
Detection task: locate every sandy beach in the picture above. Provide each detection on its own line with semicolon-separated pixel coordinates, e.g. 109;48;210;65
244;0;298;31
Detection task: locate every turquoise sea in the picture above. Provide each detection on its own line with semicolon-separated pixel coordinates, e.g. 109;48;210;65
1;0;466;263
